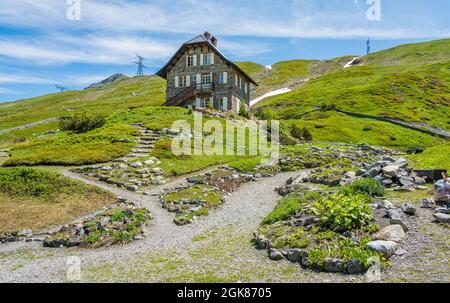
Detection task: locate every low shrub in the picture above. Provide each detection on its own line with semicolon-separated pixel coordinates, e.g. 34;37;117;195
59;113;106;133
340;178;385;197
291;125;313;142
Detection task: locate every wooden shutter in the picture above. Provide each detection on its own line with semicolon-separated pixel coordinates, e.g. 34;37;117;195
223;72;228;84
200;54;204;66
223;97;228;111
211;53;215;64
235;75;238;86
196;74;201;84
186;75;191;86
193;54;197;67
195;97;201;108
175;76;179;88
245;83;248;93
186;55;189;67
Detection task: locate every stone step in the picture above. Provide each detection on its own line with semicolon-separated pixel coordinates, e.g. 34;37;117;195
135;145;154;149
132;150;153;154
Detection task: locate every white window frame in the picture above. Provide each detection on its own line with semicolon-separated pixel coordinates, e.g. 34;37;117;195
187;55;195;67
203;53;211;65
202;74;211;84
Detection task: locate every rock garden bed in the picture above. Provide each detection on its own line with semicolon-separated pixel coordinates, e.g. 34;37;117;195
73;156;167;192
254;178;412;275
43;198;152;248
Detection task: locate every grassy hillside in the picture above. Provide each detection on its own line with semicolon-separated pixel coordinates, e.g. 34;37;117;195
254;39;450;130
362;38;450;66
0;76;165;131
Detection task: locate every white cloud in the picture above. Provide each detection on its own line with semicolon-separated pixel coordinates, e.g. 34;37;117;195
0;87;15;94
0;72;112;86
0;34;176;65
0;0;448;39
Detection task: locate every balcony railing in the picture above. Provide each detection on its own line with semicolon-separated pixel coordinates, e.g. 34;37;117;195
195;83;214;93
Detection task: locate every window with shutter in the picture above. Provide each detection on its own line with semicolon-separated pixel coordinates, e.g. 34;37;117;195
175;76;179;88
223;72;228;84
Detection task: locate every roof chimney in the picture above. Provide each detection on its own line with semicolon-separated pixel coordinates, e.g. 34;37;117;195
210;36;218;46
203;31;212;40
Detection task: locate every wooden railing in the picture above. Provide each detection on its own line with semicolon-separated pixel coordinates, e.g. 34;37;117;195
165;83;215;106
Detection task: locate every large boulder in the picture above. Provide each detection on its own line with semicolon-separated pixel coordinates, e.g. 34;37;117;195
372;225;405;243
366;240;399;258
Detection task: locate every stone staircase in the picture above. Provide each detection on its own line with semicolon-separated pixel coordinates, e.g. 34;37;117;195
119;123;162;161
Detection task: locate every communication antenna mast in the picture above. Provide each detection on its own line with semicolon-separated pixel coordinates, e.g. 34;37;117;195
366;37;371;55
55;85;68;92
134;52;148;76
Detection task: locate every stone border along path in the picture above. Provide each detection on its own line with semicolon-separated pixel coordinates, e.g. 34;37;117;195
0;167;301;282
119;123;161;161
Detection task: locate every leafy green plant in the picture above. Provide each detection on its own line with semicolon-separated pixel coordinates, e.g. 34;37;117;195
311;194;373;231
340;178;385;197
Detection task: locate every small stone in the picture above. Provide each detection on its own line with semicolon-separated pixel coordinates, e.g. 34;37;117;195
324;258;344;273
401;203;417;215
268;249;284;261
382;200;394;209
382;165;399;178
368;166;381;177
286;248;305;263
385;208;401;220
372;225;405;243
366;240;399;258
17;229;33;238
399;177;414;187
144;159;155;166
433;213;450;224
393;158;408;169
150;167;163;174
131;162;143;168
414;177;426;185
346;259;365;275
390;218;409;232
435;207;450;214
126;185;139;192
422;198;436;208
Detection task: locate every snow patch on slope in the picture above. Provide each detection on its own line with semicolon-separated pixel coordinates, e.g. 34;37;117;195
250;87;291;106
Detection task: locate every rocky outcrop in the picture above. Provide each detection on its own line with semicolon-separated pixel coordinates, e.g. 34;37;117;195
84;74;129;90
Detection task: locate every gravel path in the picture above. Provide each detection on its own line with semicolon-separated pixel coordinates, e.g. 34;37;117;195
0;118;58;135
0;170;300;282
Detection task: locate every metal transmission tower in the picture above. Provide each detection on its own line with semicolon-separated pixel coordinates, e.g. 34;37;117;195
134;53;148;76
366;38;371;55
55;85;68;92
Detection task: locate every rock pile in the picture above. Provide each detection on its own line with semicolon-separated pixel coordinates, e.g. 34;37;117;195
43;198;151;248
74;157;166;192
354;157;428;191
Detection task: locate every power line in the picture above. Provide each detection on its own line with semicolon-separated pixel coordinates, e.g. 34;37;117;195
55;85;68;92
133;52;148;76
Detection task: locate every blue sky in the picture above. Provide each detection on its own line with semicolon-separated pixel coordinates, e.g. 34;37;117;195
0;0;449;103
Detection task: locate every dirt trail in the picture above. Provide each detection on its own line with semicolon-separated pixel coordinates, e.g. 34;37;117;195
0;118;58;135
